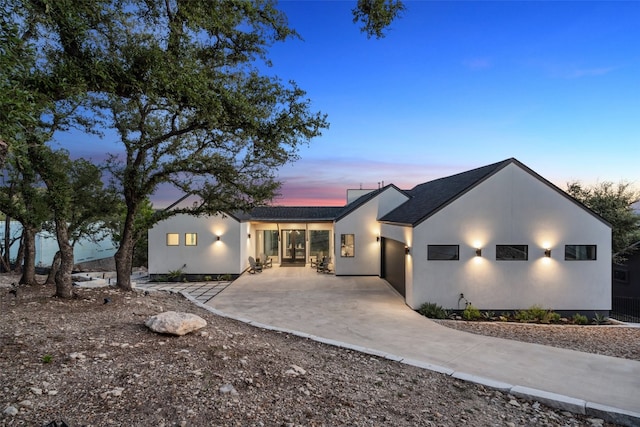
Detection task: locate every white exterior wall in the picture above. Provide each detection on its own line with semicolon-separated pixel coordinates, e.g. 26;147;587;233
335;188;409;275
408;163;611;311
148;214;245;275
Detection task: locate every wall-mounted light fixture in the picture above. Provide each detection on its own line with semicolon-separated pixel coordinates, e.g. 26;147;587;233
475;248;482;257
404;246;410;255
247;233;251;239
376;236;380;242
216;235;221;241
544;248;551;257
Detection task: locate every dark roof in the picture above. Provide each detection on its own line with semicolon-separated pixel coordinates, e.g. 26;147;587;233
335;184;407;221
247;206;342;222
232;158;610;228
379;159;512;226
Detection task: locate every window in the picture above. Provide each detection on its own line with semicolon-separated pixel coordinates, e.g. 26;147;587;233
496;245;528;260
262;230;279;257
185;233;197;246
310;230;330;260
613;268;628;283
428;245;459;260
166;233;179;246
565;245;597;261
340;234;355;257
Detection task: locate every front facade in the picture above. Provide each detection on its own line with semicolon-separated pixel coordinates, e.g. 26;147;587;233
149;158;612;313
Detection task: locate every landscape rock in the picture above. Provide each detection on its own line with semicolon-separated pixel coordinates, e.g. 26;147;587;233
145;311;207;336
219;384;238;395
18;400;33;408
3;406;18;416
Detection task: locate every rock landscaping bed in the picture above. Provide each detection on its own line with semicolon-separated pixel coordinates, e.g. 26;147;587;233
1;275;633;426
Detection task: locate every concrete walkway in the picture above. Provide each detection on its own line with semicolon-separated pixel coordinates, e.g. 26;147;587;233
205;265;640;425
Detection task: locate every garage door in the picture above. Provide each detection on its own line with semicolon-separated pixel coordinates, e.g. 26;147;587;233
381;238;406;297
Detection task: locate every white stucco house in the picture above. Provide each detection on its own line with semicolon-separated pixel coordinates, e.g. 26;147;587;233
148;158;612;314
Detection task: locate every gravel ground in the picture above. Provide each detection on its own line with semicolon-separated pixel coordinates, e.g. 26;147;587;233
434;319;640;362
1;275;636;427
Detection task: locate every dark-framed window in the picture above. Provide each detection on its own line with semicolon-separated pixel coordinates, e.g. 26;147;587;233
496;245;528;260
310;230;330;260
613;268;629;283
340;234;355;257
565;245;597;261
166;233;179;246
185;233;197;246
427;245;459;260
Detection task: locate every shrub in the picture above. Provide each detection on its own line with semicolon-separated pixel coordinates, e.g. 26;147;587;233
204;275;213;282
515;305;560;323
544;312;561;324
481;311;495;320
593;312;608;325
167;268;184;281
41;354;53;364
515;305;547;322
572;313;588;325
417;302;448;319
462;304;481;321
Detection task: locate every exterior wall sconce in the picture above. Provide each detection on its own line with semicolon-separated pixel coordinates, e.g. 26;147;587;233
247;233;251;239
544;248;551;257
404;246;410;255
376;236;380;242
216;235;221;241
475;248;482;257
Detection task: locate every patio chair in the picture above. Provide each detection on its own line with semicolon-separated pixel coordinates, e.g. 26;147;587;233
259;253;273;268
310;252;323;268
316;256;332;274
248;256;263;274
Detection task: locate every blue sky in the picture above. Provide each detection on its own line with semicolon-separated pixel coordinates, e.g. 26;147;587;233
56;1;640;207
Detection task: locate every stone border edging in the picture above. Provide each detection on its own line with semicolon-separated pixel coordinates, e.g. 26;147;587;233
180;291;640;427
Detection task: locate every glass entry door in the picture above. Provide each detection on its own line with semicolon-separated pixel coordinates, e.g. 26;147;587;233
282;230;306;264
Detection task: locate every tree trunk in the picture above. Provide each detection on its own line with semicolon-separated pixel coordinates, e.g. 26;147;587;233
14;234;24;274
46;251;61;285
3;216;10;273
54;222;74;299
19;226;37;284
115;205;138;291
0;138;7;168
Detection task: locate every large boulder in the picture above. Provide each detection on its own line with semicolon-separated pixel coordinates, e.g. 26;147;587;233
145;311;207;336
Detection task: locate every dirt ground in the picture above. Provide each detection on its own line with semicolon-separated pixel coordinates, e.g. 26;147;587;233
1;275;636;427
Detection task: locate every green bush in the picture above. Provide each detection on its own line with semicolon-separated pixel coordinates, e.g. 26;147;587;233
593;312;608;325
481;311;495;320
515;305;546;322
167;268;184;281
417;302;448;319
572;313;588;325
544;312;561;324
462;304;481;321
515;305;560;323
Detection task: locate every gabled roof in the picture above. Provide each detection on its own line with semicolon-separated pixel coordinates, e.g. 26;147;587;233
379;159;512;226
335;184;408;221
247;206;342;222
379;158;611;228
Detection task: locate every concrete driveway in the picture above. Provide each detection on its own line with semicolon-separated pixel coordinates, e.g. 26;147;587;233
206;265;640;423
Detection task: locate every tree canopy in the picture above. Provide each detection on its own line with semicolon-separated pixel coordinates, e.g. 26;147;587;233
1;0;404;293
353;0;406;39
567;181;640;262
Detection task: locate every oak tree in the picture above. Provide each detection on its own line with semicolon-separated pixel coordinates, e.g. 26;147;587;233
567;181;640;262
